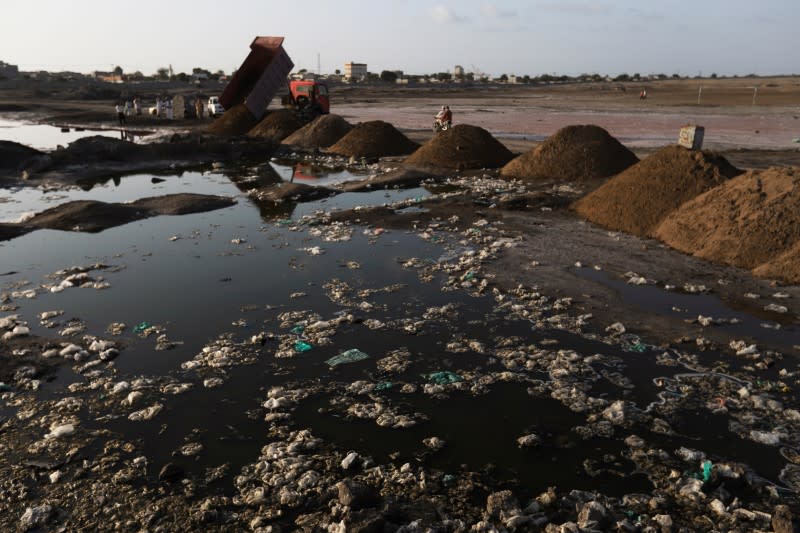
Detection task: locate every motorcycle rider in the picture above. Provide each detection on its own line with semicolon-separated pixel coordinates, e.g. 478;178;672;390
434;105;452;131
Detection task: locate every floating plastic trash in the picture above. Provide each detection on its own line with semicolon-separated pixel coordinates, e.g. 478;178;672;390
290;325;305;335
326;348;369;367
425;371;463;385
294;340;313;353
701;460;713;482
620;333;649;353
133;322;152;334
375;381;393;391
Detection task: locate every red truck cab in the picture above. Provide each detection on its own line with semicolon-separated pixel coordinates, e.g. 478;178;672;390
288;80;330;114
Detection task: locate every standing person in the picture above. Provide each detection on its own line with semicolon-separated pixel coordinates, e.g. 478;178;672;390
195;96;204;119
133;97;141;116
115;102;126;126
166;98;174;120
124;99;132;116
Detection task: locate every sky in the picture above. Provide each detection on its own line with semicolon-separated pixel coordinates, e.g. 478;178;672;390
2;0;798;78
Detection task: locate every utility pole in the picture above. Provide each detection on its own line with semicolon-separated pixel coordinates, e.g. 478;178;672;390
317;53;321;76
697;86;703;105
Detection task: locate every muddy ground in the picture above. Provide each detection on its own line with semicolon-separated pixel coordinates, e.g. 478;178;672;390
1;79;800;532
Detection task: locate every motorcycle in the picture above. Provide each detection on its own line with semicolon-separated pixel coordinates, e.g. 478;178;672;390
433;118;451;133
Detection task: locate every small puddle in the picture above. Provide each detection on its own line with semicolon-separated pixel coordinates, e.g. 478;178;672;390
575;268;800;348
0;118;146;151
269;159;369;187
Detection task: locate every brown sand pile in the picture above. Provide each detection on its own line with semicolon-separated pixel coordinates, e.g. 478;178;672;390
205;104;258;136
654;167;800;272
403;125;513;170
573;145;741;237
752;242;800;283
327;121;419;158
247;110;306;143
501;125;639;182
282;114;353;148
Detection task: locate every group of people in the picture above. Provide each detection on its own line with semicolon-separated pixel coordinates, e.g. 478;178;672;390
115;95;211;126
114;97;141;126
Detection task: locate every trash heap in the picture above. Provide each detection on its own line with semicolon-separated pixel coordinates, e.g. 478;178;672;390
247;109;306;143
282;114;353;148
500;124;639;182
205;104;258;136
403;124;513;170
327;120;419;158
573;145;742;237
654;166;800;282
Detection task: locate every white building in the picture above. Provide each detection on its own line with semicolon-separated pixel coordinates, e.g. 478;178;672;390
344;62;367;81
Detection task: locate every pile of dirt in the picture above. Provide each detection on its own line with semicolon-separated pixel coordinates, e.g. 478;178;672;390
403;125;513;170
19;194;236;235
52;136;144;163
752;242;800;283
327;121;419;158
654;167;800;274
282;114;353;148
0;141;42;171
500;125;639;182
247;110;306;143
573;145;742;237
205;104;258;136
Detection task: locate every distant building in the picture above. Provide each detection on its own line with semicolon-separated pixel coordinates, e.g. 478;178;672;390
454;65;464;79
344;62;367;81
0;61;19;80
93;71;123;83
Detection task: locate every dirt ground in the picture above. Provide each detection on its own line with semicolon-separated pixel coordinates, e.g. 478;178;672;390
3;76;800;156
3;77;800;532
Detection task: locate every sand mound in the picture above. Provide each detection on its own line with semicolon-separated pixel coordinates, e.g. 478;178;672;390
327;121;419;158
25;194;235;233
501;125;638;182
282;114;353;148
206;104;258;136
753;242;800;283
573;145;741;237
0;141;41;171
247;110;306;143
654;167;800;272
403;125;513;170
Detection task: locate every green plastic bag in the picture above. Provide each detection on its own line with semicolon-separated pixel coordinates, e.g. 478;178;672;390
294;340;313;353
425;371;462;385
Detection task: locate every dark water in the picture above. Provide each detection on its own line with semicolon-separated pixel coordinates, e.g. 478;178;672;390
0;169;794;499
575;268;800;349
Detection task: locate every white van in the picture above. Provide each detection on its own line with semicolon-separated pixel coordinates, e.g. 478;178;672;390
207;97;224;117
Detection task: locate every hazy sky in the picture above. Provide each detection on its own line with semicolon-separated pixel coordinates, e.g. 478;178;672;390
2;0;797;77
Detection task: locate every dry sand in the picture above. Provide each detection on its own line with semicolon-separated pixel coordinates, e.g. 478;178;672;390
327;120;419;158
282;114;353;148
403;124;512;170
654;167;800;277
247;110;306;143
501;125;638;183
573;145;741;236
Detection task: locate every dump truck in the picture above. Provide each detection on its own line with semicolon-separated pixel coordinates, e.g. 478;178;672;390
220;36;329;122
281;80;330;120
